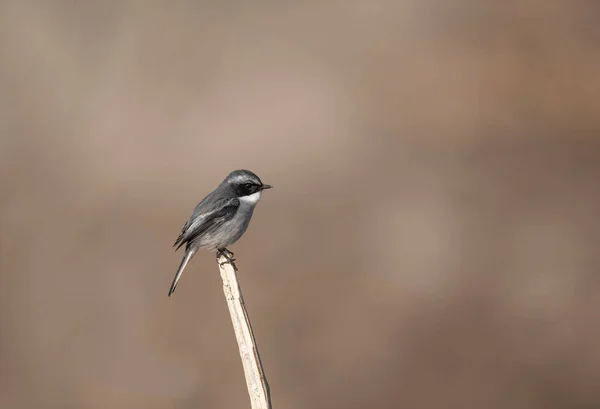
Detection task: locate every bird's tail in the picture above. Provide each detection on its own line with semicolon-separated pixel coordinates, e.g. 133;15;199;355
168;249;196;297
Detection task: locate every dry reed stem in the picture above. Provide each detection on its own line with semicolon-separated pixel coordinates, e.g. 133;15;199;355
218;254;272;409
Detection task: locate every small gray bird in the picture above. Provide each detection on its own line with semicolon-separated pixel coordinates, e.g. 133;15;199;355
168;169;272;297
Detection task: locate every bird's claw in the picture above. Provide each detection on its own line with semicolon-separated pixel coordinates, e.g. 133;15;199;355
219;259;238;271
217;248;238;271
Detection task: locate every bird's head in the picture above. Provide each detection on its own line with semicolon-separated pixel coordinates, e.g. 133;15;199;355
224;169;272;202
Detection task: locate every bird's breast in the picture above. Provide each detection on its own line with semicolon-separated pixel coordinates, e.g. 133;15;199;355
199;202;257;250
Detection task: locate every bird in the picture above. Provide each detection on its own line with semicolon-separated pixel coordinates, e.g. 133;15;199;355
168;169;272;297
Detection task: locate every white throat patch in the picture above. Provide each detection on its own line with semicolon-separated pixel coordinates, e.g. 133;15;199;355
239;191;262;204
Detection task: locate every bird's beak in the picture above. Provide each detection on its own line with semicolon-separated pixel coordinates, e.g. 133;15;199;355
261;184;273;190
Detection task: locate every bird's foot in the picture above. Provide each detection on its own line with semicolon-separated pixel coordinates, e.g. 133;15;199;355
217;248;238;271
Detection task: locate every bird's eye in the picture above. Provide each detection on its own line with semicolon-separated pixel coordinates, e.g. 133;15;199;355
244;183;254;191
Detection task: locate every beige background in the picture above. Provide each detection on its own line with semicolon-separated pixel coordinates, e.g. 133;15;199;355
1;1;599;408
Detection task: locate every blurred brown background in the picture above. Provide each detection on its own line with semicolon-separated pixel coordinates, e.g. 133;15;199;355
1;1;599;408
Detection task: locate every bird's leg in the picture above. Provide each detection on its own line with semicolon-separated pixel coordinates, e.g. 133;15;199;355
217;248;237;271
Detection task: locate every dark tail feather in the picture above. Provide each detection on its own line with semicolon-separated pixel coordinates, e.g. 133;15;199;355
168;249;196;297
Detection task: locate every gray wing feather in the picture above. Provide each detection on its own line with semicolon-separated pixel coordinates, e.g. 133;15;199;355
173;196;240;250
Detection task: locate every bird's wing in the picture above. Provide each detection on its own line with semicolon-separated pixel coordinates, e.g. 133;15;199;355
173;197;240;250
